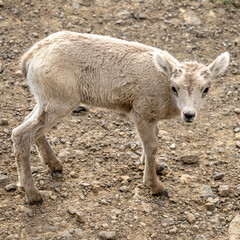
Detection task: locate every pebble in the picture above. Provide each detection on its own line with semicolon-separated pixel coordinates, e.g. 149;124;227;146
74;228;84;238
236;141;240;148
5;183;17;191
31;166;42;174
141;202;153;213
180;174;195;184
234;108;240;114
228;214;240;240
180;154;199;164
138;12;147;19
99;231;116;240
70;171;77;178
214;173;225;180
51;172;62;178
192;225;199;231
59;149;71;158
195;235;208;240
186;213;196;223
75;212;85;223
74;150;84;158
0;119;8;125
0;1;4;7
218;185;229;197
32;32;39;38
235;132;240;140
170;143;176;149
169;227;177;234
119;185;130;192
0;175;8;184
181;9;201;25
200;185;215;198
58;231;72;240
205;202;215;211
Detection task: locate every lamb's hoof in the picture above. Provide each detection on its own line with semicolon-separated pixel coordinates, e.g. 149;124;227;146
28;197;43;205
49;161;63;173
152;189;169;197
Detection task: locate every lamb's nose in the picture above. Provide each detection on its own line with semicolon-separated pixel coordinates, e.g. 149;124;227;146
183;112;195;122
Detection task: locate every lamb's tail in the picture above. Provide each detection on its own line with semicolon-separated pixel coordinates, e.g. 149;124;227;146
18;49;34;78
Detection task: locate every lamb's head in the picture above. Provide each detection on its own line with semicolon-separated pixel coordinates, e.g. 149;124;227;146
153;51;230;123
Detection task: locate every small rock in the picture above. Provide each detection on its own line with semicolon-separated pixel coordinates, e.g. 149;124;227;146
0;1;4;7
58;231;72;240
218;185;229;197
169;226;178;234
181;9;201;25
200;185;215;198
19;205;33;215
74;228;84;238
214;173;225;180
81;182;90;187
70;171;77;178
192;225;199;231
51;172;62;178
205;202;215;211
31;166;42;174
138;12;147;19
68;206;77;215
0;175;8;184
59;149;70;158
99;231;116;240
233;0;240;8
120;175;130;184
5;183;17;191
75;212;85;223
0;119;8;126
72;2;79;9
156;161;168;176
180;174;195;184
170;143;176;149
141;202;153;213
32;32;39;38
180;154;199;164
235;132;240;140
234;108;240;114
186;213;196;223
234;128;240;133
86;28;92;33
236;141;240;148
74;150;84;158
195;234;208;240
119;185;130;193
228;214;240;240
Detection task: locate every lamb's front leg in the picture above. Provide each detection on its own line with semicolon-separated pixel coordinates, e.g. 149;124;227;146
135;120;168;196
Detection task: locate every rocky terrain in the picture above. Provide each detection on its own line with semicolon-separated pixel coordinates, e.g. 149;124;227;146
0;0;240;239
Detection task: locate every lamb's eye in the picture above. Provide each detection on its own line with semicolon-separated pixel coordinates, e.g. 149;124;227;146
203;87;209;95
171;86;178;95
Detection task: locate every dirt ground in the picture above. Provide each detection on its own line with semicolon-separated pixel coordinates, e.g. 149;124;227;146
0;0;240;239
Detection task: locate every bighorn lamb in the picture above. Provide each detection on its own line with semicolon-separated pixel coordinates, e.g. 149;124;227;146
12;31;230;204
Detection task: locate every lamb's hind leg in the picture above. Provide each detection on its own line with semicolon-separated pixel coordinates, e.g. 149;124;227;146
35;135;62;173
12;106;69;204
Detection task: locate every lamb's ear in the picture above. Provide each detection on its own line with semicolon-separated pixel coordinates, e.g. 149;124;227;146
153;51;180;77
208;52;230;78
